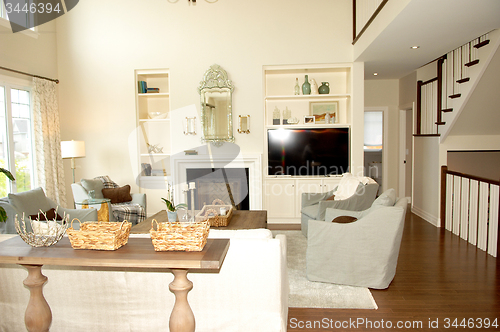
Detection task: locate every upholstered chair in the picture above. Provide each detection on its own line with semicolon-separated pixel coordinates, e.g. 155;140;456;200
71;177;146;224
0;187;97;234
306;190;408;289
300;174;379;237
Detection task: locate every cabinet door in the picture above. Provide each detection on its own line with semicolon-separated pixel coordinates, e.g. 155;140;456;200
295;179;323;216
323;178;341;193
264;179;296;219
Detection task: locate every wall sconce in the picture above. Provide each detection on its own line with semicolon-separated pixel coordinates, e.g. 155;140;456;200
184;116;197;135
238;115;250;134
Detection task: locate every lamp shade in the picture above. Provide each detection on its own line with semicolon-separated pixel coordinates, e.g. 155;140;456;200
61;140;86;159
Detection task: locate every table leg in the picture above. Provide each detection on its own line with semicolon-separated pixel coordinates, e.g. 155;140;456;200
20;264;52;332
169;269;195;332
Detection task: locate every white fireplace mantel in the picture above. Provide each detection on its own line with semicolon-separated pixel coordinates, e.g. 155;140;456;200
172;154;262;210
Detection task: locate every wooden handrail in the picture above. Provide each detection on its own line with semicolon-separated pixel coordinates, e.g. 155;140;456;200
445;169;500;186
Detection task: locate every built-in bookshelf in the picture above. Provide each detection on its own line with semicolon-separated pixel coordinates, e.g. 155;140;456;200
135;69;171;214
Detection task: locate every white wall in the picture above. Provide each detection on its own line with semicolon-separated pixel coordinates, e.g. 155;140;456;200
364;79;399;192
413;136;440;226
55;0;358;206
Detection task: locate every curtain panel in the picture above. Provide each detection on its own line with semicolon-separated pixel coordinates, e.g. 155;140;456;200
32;77;67;206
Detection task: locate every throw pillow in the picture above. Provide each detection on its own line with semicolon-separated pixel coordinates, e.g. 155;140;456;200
326;194;335;201
334;173;361;200
332;216;358;223
102;185;133;204
372;188;397;208
80;179;105;199
8;187;52;216
30;208;63;221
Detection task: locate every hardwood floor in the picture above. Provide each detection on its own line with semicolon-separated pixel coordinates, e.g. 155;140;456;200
286;211;500;331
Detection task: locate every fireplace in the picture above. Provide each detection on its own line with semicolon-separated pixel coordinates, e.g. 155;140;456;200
172;154;262;210
187;168;250;210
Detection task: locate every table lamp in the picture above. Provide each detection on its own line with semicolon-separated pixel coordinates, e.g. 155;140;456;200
61;140;86;183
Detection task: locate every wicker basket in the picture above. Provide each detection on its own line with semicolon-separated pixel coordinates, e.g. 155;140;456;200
150;219;210;251
67;219;132;250
195;205;233;227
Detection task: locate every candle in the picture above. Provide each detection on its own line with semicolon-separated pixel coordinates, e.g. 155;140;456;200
189;182;196;189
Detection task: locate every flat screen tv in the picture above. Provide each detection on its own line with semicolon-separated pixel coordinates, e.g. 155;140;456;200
267;127;350;176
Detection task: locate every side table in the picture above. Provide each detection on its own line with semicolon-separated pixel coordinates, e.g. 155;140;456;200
75;198;111;222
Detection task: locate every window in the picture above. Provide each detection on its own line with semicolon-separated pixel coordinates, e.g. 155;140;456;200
0;0;36;32
0;82;35;196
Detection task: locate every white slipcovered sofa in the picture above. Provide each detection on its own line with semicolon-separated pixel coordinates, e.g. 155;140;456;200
0;229;288;332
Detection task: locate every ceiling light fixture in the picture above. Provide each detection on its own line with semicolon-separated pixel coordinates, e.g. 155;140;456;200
373;73;378;76
411;46;420;49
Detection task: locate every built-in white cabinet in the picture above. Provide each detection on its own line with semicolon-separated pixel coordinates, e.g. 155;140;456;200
262;64;353;225
264;177;341;224
134;69;171;215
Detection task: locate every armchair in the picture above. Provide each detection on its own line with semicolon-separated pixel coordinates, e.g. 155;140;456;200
306;193;409;289
0;187;97;234
301;176;379;237
71;176;146;224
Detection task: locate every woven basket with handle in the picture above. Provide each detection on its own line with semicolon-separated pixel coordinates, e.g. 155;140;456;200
150;219;210;251
67;219;131;250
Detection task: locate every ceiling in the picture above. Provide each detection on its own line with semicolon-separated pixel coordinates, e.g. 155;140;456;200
356;0;500;80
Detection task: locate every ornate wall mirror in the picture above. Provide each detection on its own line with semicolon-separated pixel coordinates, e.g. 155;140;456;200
198;64;234;145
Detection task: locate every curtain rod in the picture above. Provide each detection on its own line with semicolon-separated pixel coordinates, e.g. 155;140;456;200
0;66;59;84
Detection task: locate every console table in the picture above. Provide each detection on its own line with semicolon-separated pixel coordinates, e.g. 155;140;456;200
131;210;267;233
0;236;229;332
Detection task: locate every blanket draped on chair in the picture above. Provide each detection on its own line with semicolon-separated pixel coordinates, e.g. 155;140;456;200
96;176;146;225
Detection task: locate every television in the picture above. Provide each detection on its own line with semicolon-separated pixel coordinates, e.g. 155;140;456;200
267;127;350;176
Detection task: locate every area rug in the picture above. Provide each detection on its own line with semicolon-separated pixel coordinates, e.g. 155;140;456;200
273;230;378;309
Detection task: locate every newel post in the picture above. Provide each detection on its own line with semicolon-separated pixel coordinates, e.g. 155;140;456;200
440;165;448;228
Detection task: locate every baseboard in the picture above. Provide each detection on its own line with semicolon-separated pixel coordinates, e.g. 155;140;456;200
411;205;439;227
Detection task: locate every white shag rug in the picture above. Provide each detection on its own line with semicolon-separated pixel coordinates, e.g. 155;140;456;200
274;230;378;309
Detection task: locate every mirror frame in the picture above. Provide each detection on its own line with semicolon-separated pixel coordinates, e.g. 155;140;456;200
198;64;235;145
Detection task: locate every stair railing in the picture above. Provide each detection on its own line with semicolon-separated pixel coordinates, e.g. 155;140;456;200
416;33;490;136
352;0;388;44
441;166;499;257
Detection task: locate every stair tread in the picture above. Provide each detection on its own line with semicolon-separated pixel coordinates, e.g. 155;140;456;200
457;77;470;84
474;40;490;49
441;108;453;113
435;121;446;125
465;59;479;67
449;93;461;99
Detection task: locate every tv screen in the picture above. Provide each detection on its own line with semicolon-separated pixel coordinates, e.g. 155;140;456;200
267;127;349;176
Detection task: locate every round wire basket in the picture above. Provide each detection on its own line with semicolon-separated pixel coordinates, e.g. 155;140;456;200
15;211;70;247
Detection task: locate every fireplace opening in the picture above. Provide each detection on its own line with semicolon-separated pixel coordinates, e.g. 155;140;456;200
186;168;250;210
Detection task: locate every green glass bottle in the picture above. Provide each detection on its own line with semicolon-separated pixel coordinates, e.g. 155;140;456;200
302;75;311;95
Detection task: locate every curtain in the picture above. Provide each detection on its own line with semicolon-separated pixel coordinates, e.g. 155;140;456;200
32;77;67;206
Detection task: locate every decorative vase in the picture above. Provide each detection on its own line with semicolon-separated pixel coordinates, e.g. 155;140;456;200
318;82;330;94
302;75;311;95
310;78;319;95
167;210;177;222
294;78;300;95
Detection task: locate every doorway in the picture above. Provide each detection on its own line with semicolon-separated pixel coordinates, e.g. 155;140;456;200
363;109;385;194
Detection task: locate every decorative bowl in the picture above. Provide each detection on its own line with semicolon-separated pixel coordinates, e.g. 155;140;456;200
15;212;69;247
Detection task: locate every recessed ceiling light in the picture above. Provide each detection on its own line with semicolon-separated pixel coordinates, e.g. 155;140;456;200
373;73;378;76
411;46;420;49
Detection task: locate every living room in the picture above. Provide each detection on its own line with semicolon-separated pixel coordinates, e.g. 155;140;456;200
1;0;500;331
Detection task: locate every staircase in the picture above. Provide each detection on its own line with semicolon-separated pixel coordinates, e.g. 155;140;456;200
416;29;500;140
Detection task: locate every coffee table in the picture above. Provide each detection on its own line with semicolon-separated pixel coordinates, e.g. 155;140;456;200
131;209;267;234
0;236;229;332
